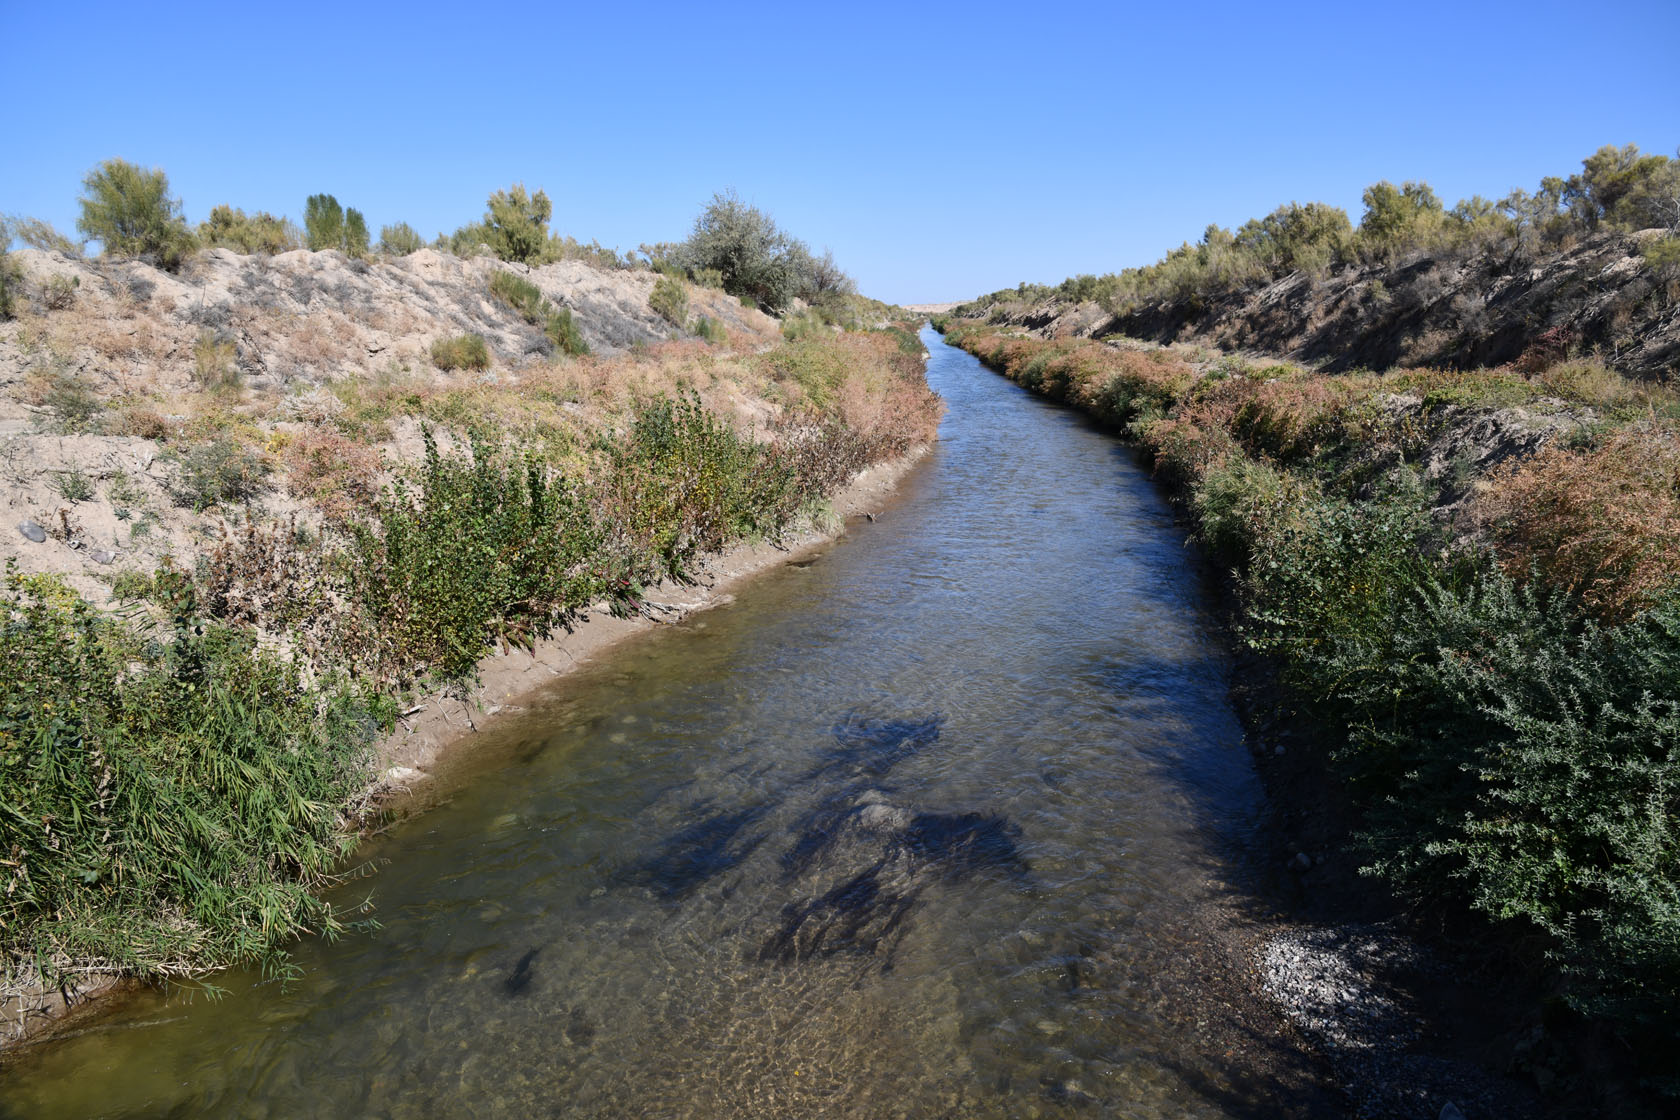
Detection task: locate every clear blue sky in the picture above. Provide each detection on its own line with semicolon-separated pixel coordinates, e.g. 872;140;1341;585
7;0;1678;305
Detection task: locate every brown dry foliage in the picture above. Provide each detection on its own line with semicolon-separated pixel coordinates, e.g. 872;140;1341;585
283;427;384;523
1471;422;1680;619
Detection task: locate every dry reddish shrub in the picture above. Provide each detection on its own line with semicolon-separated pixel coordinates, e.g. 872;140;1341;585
284;427;383;522
1231;375;1355;460
1471;422;1680;620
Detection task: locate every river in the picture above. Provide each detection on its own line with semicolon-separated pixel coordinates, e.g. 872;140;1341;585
2;328;1317;1118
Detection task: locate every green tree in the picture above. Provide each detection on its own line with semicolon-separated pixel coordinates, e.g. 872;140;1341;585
344;207;370;258
1357;180;1445;257
75;158;196;271
0;217;21;319
304;194;345;251
1565;143;1676;230
483;183;552;264
679;190;805;313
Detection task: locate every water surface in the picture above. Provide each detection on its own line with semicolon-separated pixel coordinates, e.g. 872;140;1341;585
4;329;1290;1118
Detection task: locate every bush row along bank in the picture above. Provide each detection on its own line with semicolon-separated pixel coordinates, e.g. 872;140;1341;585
2;327;941;998
935;318;1680;1093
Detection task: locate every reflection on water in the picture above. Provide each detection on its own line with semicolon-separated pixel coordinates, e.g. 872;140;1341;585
2;329;1290;1118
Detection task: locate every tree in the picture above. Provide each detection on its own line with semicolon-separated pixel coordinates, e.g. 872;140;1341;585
304;194;345;251
1358;180;1445;257
1564;144;1675;231
679;191;804;313
75;158;196;271
482;183;552;264
343;208;370;258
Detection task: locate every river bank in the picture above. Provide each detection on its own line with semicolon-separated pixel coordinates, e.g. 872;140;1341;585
0;443;932;1054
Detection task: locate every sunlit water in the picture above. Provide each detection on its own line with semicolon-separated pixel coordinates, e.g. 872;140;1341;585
4;329;1279;1118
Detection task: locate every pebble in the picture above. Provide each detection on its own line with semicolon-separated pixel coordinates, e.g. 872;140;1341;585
17;519;45;543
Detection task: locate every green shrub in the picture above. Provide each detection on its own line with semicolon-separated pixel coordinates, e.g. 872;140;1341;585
693;315;726;344
346;431;607;680
0;564;376;984
678;191;804;313
488;271;588;356
781;308;826;342
197;205;302;255
52;466;94;502
42;371;102;433
692;267;725;289
379;221;424;256
430;333;491;371
1310;571;1680;1063
75;159;196;271
483;183;552;265
0;234;19;320
171;437;271;510
10;216;83;256
649;274;688;326
304;194;345;251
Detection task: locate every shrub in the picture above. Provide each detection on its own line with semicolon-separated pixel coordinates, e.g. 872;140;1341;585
39;273;79;310
379;221;424;256
52;467;94;502
0;231;19;320
649;274;688;326
677;191;808;313
1311;571;1680;1060
488;270;588;356
693;315;726;344
692;267;725;289
9;215;83;256
42;371;102;433
347;431;606;680
171;436;271;510
781;308;827;342
197;205;302;255
304;194;345;251
192;331;241;392
75;158;196;271
430;333;490;371
0;564;375;984
1471;422;1680;620
483;183;552;265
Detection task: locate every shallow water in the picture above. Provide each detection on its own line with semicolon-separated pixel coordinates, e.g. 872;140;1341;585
3;329;1280;1118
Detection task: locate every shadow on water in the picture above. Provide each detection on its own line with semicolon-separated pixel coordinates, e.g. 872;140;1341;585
803;710;947;781
620;802;773;899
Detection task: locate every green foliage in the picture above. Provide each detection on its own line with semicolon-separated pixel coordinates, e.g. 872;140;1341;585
0;221;19;320
649;274;688;326
42;372;102;433
379;221;424;256
8;215;83;256
39;273;79;310
603;394;803;580
0;564;375;985
488;270;589;356
693;315;726;344
676;191;810;313
197;205;302;255
304;194;345;251
346;431;606;681
781;308;827;341
170;436;271;510
52;466;94;503
1281;565;1680;1060
429;333;491;371
1357;180;1445;256
482;183;552;265
343;208;370;259
75;158;196;271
